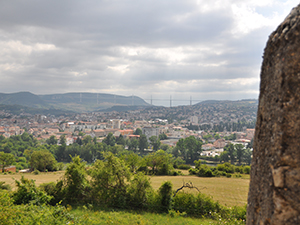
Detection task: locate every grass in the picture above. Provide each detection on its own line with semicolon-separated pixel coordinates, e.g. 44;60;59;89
70;207;221;225
150;175;249;207
0;171;249;207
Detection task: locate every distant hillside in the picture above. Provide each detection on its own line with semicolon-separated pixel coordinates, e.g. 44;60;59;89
196;99;258;105
0;92;150;113
0;104;73;117
0;92;48;108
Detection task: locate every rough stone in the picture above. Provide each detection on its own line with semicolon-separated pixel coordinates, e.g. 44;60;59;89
247;3;300;225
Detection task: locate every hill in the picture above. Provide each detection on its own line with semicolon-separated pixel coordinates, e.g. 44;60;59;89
0;92;150;113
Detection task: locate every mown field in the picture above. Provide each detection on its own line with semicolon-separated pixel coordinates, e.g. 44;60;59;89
0;171;249;207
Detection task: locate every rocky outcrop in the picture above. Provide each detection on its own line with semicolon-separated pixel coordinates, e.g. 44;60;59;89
247;4;300;225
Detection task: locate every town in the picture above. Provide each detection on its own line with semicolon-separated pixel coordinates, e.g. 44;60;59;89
0;99;257;160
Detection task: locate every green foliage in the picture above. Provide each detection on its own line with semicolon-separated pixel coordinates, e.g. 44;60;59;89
90;152;131;208
46;135;58;145
177;164;191;170
126;137;139;151
0;152;15;172
133;128;142;135
63;156;89;204
145;150;174;175
138;134;148;153
12;176;52;205
102;132;116;146
173;192;223;218
243;166;251;174
29;150;57;172
0;181;11;191
176;136;202;163
159;133;168;140
149;135;161;151
1;190;76;225
127;172;153;209
158;181;173;213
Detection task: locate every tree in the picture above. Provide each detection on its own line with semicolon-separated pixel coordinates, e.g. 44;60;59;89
116;134;126;146
220;151;230;162
46;135;58;145
243;148;252;165
184;136;202;163
224;143;235;163
102;133;116;146
145;150;174;175
149;136;161;151
235;144;245;165
30;151;57;172
59;135;66;145
90;153;131;207
214;133;221;140
138;134;148;153
63;156;89;203
127;138;139;151
159;133;167;140
0;152;15;172
134;128;142;135
12;176;52;205
82;135;92;145
176;139;186;160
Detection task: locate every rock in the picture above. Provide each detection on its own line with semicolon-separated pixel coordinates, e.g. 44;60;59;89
247;3;300;225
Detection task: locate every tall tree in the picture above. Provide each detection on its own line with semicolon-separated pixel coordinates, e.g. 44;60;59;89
149;136;161;151
224;143;235;163
0;152;15;172
138;134;148;153
102;133;116;146
134;128;142;136
30;151;57;172
235;144;244;165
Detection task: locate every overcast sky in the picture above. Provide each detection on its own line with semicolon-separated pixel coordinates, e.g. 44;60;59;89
0;0;298;106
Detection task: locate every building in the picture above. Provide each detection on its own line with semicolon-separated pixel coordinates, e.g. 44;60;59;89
142;127;159;139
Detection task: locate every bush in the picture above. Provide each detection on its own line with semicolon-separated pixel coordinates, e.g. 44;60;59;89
158;181;173;213
178;164;191;170
32;169;40;175
0;181;11;191
127;172;152;209
173;192;224;218
226;173;232;178
243;166;251;174
188;168;197;175
12;176;52;205
197;165;214;177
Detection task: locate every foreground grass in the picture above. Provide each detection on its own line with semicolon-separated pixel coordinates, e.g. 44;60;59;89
0;172;249;207
70;207;222;225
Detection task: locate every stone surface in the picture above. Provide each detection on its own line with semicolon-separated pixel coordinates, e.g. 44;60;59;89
247;4;300;225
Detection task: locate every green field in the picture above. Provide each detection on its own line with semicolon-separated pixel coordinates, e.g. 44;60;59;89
70;208;222;225
0;172;249;207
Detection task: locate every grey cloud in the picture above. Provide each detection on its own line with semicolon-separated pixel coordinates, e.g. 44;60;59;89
0;0;295;105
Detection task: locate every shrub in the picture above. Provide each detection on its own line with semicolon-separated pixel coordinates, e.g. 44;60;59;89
197;165;214;177
127;172;152;209
188;168;197;175
178;164;191;170
226;173;232;178
243;166;251;174
32;169;40;175
173;192;224;218
0;181;11;191
158;181;173;213
90;153;131;208
12;176;52;205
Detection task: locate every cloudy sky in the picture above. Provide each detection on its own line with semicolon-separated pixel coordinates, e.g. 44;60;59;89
0;0;298;106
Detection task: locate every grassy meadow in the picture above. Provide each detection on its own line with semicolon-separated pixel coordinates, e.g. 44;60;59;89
0;171;249;207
